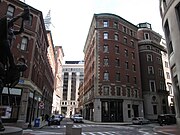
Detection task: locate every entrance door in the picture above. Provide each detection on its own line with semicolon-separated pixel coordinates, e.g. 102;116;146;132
132;105;139;117
101;100;123;122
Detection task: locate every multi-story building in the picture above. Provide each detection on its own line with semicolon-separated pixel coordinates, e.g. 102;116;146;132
83;13;143;122
160;38;175;114
61;61;84;117
77;82;84;115
159;0;180;126
0;0;54;126
137;22;169;120
53;46;64;114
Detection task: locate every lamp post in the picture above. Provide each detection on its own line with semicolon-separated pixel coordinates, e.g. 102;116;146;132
28;90;36;128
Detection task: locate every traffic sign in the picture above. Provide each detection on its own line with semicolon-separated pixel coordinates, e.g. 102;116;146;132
39;101;44;109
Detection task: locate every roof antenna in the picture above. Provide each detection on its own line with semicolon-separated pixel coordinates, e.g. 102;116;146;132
44;10;55;30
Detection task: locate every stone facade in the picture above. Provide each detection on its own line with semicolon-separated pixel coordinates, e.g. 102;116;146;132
160;0;180;127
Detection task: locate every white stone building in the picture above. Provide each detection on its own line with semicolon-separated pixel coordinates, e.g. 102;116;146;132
60;61;84;117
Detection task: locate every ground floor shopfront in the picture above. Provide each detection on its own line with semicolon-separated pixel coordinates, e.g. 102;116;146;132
0;80;52;126
83;98;143;122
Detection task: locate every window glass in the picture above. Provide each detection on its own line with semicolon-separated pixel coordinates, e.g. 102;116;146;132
103;44;109;52
103;21;108;27
104;72;109;80
104;32;108;39
20;37;28;51
7;5;15;17
103;86;109;95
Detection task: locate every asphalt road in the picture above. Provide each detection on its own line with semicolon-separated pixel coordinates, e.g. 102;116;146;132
23;118;161;135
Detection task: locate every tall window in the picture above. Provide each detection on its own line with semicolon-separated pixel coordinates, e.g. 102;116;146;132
164;21;173;54
131;52;135;59
149;80;156;92
113;22;118;29
134;89;138;98
116;87;121;96
144;33;150;40
129;30;133;36
147;54;153;61
160;81;165;90
126;75;130;83
133;77;137;84
153;105;157;115
123;37;127;44
104;32;108;39
114;34;119;41
115;58;120;67
25;14;33;26
148;66;154;74
103;58;109;66
116;73;120;81
7;5;15;17
168;84;173;94
125;49;128;57
127;88;131;97
123;26;127;33
115;45;119;53
132;64;136;71
103;20;108;27
157;57;162;64
103;86;109;96
103;72;109;81
103;44;109;52
159;69;164;77
165;61;169;68
20;36;28;51
125;61;129;69
130;40;135;47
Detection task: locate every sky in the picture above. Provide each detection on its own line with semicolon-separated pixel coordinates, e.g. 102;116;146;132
21;0;164;61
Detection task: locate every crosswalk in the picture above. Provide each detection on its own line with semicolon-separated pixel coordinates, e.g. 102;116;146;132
49;124;101;128
23;130;129;135
23;130;157;135
82;131;125;135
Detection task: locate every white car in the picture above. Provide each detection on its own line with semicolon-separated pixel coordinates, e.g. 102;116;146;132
73;114;83;123
132;117;150;125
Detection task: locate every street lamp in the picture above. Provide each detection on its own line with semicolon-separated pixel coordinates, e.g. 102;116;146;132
28;90;36;128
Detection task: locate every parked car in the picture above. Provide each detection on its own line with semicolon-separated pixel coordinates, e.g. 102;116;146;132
48;115;62;125
70;115;74;120
59;114;65;120
158;114;176;126
132;117;150;125
73;114;83;123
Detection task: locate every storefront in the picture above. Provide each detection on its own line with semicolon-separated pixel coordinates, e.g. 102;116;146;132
0;87;22;122
101;99;123;122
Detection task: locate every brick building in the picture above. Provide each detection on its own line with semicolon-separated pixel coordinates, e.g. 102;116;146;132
0;0;54;126
83;13;143;122
137;22;169;120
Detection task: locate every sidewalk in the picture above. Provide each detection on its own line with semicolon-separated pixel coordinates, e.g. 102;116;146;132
153;125;180;135
82;119;132;126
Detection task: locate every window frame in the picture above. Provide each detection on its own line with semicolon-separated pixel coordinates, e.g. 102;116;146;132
7;4;15;17
20;36;28;51
103;32;108;39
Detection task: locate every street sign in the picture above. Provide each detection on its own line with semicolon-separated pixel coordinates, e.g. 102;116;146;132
39;101;44;109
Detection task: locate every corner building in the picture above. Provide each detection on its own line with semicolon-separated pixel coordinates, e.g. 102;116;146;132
159;0;180;127
83;13;143;122
137;23;169;120
0;0;54;126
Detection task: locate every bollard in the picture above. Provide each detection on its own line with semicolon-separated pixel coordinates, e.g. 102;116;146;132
66;122;73;135
71;128;82;135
